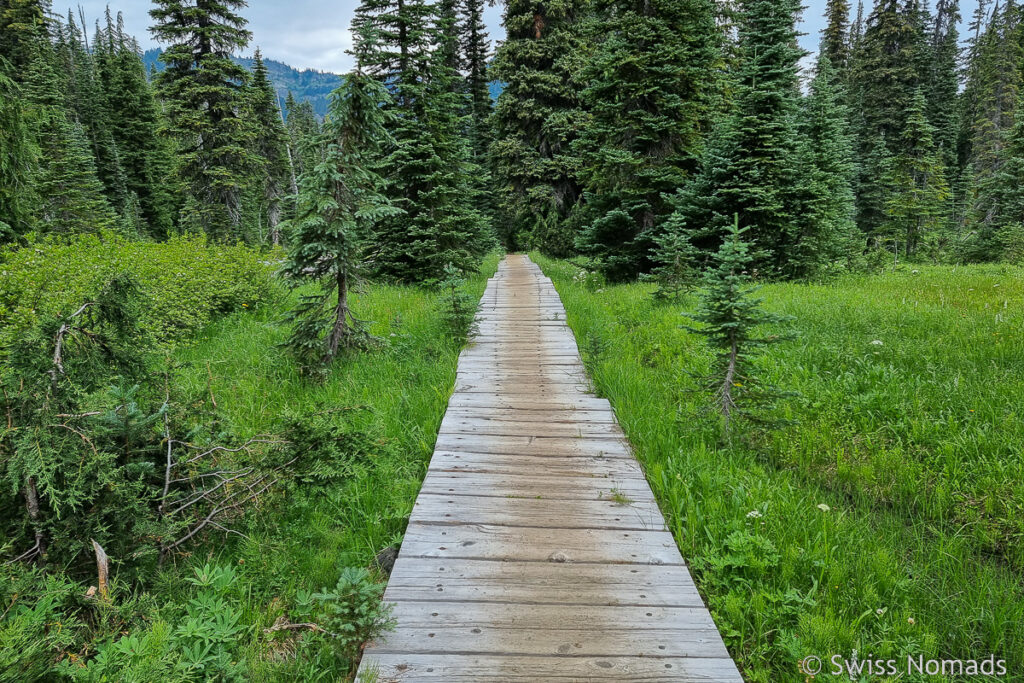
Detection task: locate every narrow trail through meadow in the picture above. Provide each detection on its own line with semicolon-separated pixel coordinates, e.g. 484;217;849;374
357;254;742;681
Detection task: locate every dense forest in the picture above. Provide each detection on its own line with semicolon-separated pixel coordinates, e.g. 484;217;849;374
1;0;1023;679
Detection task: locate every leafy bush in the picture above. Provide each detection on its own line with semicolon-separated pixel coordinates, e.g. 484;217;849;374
67;564;249;682
0;231;278;347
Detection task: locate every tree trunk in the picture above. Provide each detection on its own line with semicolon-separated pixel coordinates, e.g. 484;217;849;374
325;266;351;362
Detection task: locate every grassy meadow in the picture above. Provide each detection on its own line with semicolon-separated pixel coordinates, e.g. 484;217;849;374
533;254;1024;682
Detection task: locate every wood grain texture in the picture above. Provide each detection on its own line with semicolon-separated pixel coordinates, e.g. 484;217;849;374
356;255;741;682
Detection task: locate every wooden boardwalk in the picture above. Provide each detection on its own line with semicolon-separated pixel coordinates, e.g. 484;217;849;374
357;255;742;682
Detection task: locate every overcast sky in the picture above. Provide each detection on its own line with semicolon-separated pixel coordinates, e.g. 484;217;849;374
62;1;981;75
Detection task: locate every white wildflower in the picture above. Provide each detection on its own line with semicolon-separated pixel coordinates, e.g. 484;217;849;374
746;510;762;519
870;340;884;346
817;503;831;512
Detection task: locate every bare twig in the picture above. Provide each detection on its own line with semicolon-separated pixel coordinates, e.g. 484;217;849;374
50;303;93;383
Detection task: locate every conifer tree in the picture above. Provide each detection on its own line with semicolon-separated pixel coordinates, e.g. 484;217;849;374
21;36;118;235
248;49;293;244
283;64;401;372
961;0;1022;256
285;92;323;180
150;0;258;241
106;19;177;237
669;0;817;277
799;56;859;269
573;0;719;281
882;89;950;256
355;0;490;281
687;216;792;435
926;0;960;175
646;214;699;301
459;0;492;160
0;63;36;237
59;12;131;218
822;0;852;71
991;90;1024;232
0;0;48;78
490;0;588;252
852;0;924;148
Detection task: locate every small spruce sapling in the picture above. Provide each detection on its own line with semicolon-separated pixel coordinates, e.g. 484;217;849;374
438;263;479;341
281;57;401;374
687;216;794;435
313;567;395;677
646;216;698;301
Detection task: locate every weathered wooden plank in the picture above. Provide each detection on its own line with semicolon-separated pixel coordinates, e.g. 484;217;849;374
432;434;632;458
443;408;618;424
383;557;702;607
420;472;652;500
367;602;727;659
445;394;612;411
409;493;668;531
399;523;683;564
360;654;742;682
438;416;622;438
428;451;645;478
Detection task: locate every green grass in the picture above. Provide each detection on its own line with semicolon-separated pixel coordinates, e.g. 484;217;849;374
533;254;1024;682
129;254;500;681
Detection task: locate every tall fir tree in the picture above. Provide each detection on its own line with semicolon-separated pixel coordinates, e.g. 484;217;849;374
882;89;950;256
248;49;293;244
573;0;719;281
490;0;588;253
669;0;820;278
106;18;177;237
992;91;1024;228
150;0;258;241
961;0;1022;257
926;0;960;176
21;35;118;235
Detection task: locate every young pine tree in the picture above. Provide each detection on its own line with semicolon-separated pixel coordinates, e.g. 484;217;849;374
574;0;719;281
150;0;258;241
282;61;402;373
645;214;699;302
688;216;793;435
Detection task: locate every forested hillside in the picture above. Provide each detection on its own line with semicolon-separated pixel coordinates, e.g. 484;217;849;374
1;0;1022;679
143;48;343;118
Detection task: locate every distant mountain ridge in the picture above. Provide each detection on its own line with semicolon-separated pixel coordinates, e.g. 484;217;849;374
143;49;342;118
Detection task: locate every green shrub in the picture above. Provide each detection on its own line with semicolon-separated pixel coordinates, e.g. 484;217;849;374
0;231;278;348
